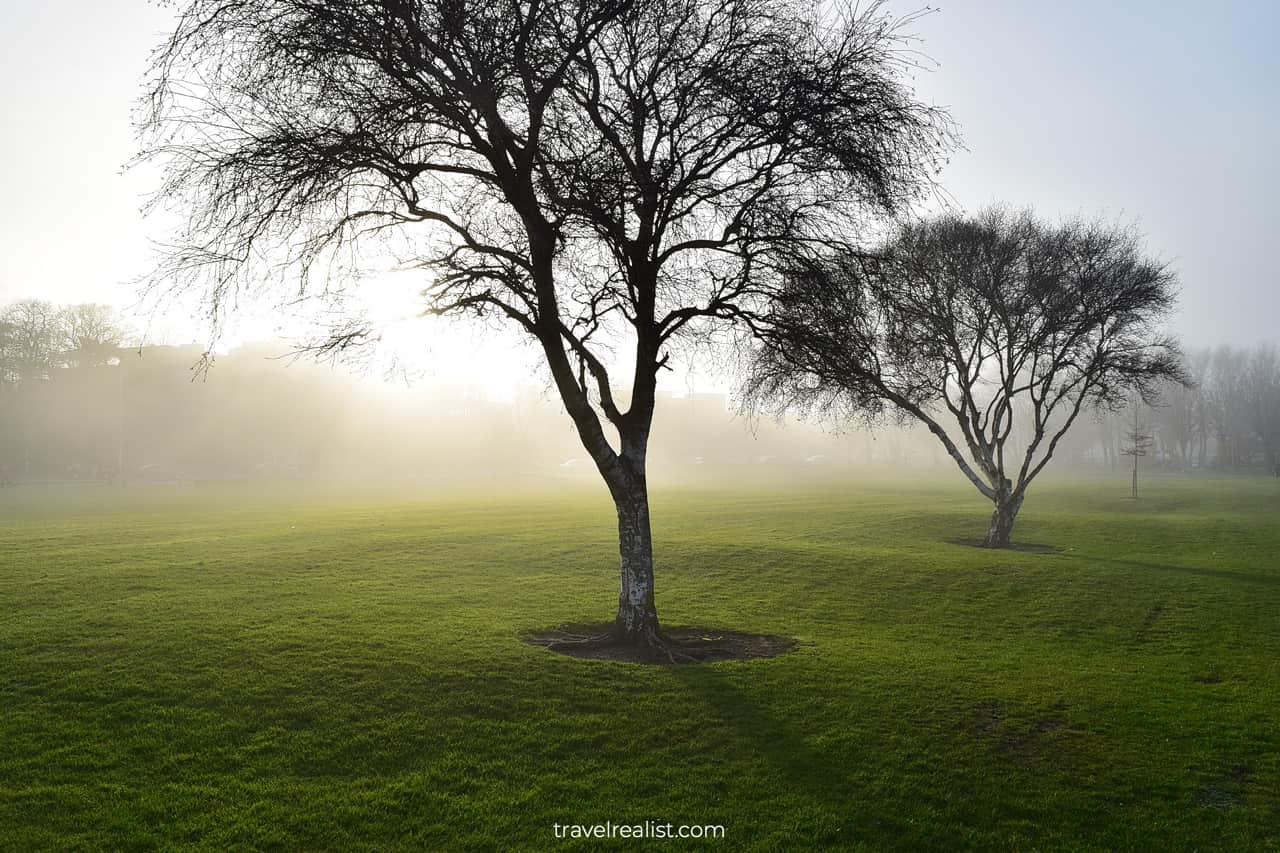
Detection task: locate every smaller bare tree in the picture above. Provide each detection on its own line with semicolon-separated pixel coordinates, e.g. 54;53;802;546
747;207;1186;547
1121;400;1154;498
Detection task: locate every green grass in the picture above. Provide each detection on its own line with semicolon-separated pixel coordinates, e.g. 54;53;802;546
2;474;1278;851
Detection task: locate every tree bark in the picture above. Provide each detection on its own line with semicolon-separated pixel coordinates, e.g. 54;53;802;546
611;474;662;646
983;490;1024;548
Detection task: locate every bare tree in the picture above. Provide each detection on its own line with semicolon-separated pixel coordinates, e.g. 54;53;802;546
1150;350;1202;470
1121;399;1154;497
139;0;950;651
747;208;1185;547
0;300;66;383
1205;346;1251;470
1187;348;1213;468
60;304;129;368
1244;344;1280;475
0;318;15;388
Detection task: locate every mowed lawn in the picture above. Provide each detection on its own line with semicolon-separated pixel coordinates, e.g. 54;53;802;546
1;474;1277;851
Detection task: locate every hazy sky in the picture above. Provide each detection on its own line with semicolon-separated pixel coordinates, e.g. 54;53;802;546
0;1;1275;385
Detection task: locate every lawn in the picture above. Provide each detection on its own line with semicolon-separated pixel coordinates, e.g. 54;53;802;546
1;474;1277;851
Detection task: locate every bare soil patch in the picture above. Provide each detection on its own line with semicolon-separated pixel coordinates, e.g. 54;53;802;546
524;623;798;664
947;538;1063;554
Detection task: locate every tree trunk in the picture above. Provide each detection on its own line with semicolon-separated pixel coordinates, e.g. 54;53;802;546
611;477;662;647
983;491;1024;548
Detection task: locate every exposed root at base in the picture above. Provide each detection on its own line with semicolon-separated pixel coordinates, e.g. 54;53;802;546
523;623;798;665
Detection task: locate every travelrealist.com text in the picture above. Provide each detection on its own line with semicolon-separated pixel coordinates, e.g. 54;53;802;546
552;821;725;840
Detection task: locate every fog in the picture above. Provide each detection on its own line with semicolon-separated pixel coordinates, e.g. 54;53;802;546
0;338;931;488
6;334;1275;492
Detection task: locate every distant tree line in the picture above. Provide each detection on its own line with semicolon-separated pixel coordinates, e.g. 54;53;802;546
0;307;538;483
0;299;877;483
3;298;1276;484
0;299;130;381
1091;346;1280;475
1;300;130;482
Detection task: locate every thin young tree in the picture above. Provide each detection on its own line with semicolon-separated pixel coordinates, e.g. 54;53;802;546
139;0;950;652
747;208;1185;547
1121;400;1153;498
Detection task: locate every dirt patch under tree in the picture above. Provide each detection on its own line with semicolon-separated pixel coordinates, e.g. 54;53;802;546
524;623;799;664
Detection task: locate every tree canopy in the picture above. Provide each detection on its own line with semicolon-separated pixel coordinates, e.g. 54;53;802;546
747;207;1185;546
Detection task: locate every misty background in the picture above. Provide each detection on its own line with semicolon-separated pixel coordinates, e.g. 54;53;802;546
2;298;1277;485
1;1;1277;483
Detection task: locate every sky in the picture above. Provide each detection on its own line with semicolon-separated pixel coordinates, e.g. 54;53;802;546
0;1;1276;393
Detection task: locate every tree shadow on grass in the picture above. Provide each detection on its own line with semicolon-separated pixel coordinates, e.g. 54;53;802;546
667;662;855;809
946;538;1063;554
1105;558;1280;588
523;623;797;664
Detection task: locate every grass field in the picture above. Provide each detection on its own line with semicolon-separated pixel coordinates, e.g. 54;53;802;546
2;473;1278;851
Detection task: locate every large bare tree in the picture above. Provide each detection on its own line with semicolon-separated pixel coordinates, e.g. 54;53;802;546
139;0;950;652
747;208;1185;547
